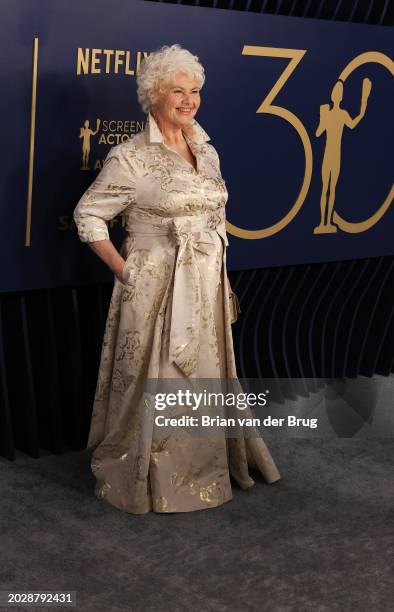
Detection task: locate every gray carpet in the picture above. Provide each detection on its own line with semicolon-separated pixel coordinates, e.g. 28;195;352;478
1;437;393;612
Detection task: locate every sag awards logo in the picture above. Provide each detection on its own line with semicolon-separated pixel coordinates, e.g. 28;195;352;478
79;118;101;171
314;77;372;234
78;118;144;171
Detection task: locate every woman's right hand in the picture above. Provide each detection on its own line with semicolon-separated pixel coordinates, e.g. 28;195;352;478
114;260;127;284
86;238;127;284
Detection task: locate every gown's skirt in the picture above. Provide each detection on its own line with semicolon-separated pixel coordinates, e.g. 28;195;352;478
87;230;281;514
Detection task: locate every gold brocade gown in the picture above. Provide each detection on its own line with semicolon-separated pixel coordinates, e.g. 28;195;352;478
73;112;280;514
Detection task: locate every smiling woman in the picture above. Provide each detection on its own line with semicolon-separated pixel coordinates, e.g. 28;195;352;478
141;56;202;170
153;74;201;171
73;43;281;515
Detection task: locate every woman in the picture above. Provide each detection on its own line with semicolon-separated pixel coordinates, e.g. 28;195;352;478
73;44;280;514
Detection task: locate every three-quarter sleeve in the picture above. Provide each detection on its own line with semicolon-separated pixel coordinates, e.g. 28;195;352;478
73;144;137;243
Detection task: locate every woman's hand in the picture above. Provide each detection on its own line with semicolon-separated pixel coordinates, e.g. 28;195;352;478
114;262;126;284
86;239;126;284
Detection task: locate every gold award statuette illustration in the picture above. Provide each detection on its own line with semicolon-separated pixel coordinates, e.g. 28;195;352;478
80;118;101;170
314;77;372;234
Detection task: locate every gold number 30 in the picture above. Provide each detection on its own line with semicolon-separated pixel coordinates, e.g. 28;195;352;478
226;46;393;239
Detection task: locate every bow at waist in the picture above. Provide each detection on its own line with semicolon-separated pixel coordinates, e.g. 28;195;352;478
124;211;229;377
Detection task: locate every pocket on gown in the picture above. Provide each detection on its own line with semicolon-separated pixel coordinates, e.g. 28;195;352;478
121;259;130;285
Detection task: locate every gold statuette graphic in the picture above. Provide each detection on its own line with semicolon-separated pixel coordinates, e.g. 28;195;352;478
314;78;372;234
80;118;101;170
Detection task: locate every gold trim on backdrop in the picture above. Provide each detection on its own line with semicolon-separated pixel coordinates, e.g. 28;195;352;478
26;36;38;246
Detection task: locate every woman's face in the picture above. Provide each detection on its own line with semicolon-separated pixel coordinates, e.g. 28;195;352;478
153;71;201;128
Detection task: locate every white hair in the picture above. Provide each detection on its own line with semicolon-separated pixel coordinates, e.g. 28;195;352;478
136;43;205;114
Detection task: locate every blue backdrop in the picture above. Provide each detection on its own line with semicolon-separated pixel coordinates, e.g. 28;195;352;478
1;0;393;291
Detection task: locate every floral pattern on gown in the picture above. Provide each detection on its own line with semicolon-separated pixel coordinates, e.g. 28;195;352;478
73;112;280;514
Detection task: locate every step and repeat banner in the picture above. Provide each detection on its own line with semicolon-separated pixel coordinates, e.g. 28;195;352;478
1;0;393;291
